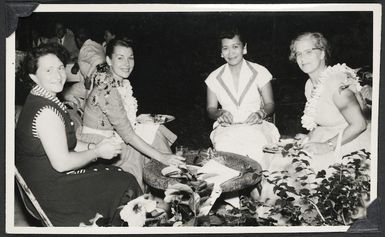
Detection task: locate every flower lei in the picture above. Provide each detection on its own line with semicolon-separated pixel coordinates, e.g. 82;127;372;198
93;63;138;127
301;63;361;131
117;79;138;127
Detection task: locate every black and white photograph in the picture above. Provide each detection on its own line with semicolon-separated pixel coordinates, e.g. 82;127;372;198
5;2;382;235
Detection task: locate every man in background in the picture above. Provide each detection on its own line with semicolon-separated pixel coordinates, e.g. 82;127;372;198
50;22;79;62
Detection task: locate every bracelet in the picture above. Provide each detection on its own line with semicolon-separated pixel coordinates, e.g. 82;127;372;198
257;109;267;119
87;143;96;150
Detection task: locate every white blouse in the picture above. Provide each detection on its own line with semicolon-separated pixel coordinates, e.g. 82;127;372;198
205;59;272;123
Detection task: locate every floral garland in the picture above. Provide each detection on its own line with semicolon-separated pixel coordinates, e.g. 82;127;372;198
301;63;361;131
117;79;138;127
93;63;138;127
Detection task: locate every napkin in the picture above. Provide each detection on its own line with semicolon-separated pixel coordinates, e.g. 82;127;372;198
197;159;240;185
135;123;160;144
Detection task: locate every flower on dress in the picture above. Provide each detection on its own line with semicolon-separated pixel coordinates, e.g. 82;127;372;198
120;195;157;227
92;64;138;127
301;63;360;131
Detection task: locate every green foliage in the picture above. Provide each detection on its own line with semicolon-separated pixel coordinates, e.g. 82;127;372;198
265;149;371;226
142;147;370;227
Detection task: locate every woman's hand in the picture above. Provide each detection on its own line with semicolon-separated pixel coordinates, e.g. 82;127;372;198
159;153;186;166
217;110;233;126
294;133;310;147
244;112;263;125
302;142;333;155
95;137;122;159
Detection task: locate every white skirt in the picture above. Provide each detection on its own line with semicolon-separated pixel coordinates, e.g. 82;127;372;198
210;121;280;169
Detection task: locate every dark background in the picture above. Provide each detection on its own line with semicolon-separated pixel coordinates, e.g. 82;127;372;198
15;11;373;149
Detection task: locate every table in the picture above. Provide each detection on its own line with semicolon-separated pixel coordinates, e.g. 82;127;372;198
143;149;262;193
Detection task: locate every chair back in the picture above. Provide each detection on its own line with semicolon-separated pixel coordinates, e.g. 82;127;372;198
14;167;53;227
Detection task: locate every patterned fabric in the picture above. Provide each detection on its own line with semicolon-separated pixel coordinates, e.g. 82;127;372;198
15;85;142;226
80;65;176;191
81;64;137;143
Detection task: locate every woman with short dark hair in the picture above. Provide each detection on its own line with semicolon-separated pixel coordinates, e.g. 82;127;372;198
205;28;280;168
80;38;185;191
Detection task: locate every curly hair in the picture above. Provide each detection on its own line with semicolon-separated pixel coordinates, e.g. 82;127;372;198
24;42;70;74
21;43;70;88
289;32;331;65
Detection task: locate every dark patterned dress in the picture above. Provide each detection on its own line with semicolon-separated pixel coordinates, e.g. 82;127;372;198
15;85;142;226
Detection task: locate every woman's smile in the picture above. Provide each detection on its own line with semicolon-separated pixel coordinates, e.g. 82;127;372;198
108;45;135;79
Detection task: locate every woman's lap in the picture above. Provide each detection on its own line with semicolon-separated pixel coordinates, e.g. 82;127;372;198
39;164;142;226
114;126;173;191
211;122;279;166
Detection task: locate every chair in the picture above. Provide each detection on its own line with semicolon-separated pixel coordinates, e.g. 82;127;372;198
14;167;53;227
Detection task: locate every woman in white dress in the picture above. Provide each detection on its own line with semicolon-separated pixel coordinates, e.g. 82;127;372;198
288;32;370;173
257;33;371;216
205;28;280;169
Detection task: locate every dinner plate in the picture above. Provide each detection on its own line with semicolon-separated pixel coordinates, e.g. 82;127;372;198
137;114;175;124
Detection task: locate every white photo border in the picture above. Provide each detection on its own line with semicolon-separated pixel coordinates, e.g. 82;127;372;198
5;3;381;235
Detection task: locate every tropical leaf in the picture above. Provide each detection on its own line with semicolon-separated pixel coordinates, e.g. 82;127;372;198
295;166;304;172
299;189;310;196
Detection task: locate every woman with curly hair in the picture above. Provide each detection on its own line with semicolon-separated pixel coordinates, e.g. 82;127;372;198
289;32;370;170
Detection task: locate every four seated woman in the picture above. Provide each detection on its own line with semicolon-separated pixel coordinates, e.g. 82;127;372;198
15;30;372;226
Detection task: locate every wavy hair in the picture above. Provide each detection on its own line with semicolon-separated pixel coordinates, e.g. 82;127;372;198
21;43;69;88
289;32;331;65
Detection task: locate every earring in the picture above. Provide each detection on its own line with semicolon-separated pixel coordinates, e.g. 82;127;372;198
221;54;224;58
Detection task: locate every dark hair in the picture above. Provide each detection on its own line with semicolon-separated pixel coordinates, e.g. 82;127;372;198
105;38;134;58
24;42;70;74
21;43;69;88
289;32;331;65
219;28;246;46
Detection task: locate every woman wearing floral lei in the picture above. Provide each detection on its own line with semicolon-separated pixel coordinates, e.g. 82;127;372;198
79;38;185;191
289;32;371;172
